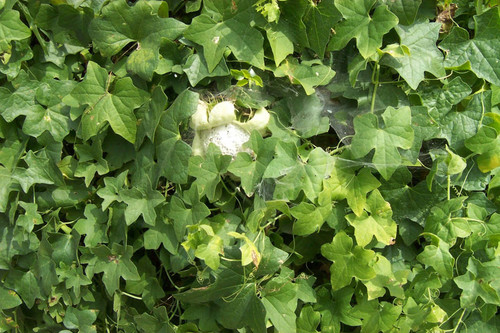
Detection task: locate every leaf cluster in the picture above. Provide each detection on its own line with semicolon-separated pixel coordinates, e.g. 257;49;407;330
1;0;500;332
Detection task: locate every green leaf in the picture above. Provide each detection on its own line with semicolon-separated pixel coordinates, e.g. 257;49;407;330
303;0;341;57
86;244;140;295
297;305;321;333
89;0;186;80
286;92;331;138
442;91;488;153
454;257;500;307
121;184;164;226
424;197;471;244
13;150;64;193
329;0;398;58
327;161;380;216
351;106;414;180
466;124;500;173
352;299;402;333
291;185;332;235
228;132;277;196
216;283;266;333
416;234;454;280
189;144;232;201
4;270;41;309
183;52;230;86
0;285;22;310
143;218;178;254
261;269;299;333
168;186;210;241
64;62;149;143
155;90;199;184
74;140;109;187
384;0;422;25
346;189;397;247
0;10;31;52
0;74;40;123
174;263;245;304
194;235;223;270
381;20;445;90
266;25;294;66
274;58;335;95
418;77;471;117
96;171;128;210
321;231;376;290
56;262;91;299
63;307;98;333
440;8;500;86
184;0;265;72
263;142;335;201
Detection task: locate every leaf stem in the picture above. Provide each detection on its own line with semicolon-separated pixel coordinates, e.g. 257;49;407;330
452;308;467;333
120;291;142;300
371;63;380;113
447;175;451;200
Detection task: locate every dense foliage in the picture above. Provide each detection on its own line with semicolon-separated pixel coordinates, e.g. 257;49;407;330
1;0;500;332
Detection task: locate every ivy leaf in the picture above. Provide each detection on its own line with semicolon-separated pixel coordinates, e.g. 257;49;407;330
168;186;210;241
184;0;265;72
0;73;40;122
440;8;500;86
442;91;488;153
96;171;128;210
63;307;98;333
286;92;331;138
56;263;92;299
263;142;335;201
291;185;332;236
329;0;398;58
73;204;108;247
274;58;335;95
0;10;31;52
21;80;76;142
155;90;199;184
86;244;140;295
194;235;224;270
454;257;500;307
419;78;471;118
120;183;164;226
297;305;320;333
465;124;500;173
64;62;149;143
216;283;267;333
327;161;380;216
424;197;471;244
384;0;422;25
321;231;376;291
381;20;445;90
352;299;402;333
89;0;186;80
183;51;230;87
74;140;109;187
416;234;454;280
351;106;414;180
261;269;299;333
4;270;41;309
13;150;64;192
0;285;22;310
143;218;178;254
303;0;341;57
228;133;277;196
346;190;397;247
266;25;294;66
188;144;232;202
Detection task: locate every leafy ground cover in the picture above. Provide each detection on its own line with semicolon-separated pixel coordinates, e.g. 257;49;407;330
1;0;500;332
